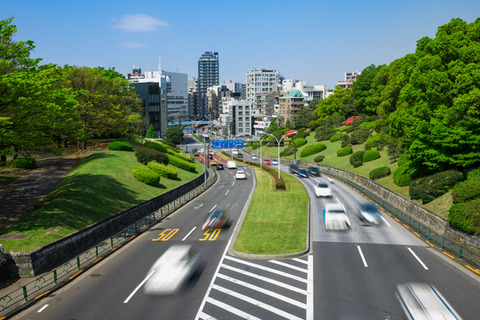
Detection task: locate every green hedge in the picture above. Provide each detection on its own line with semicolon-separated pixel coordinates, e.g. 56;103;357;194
350;151;364;167
135;147;169;165
363;149;380;162
314;155;325;163
393;164;412;187
409;170;464;204
280;148;295;157
300;144;326;158
448;199;480;234
452;180;480;204
108;141;133;151
166;149;194;163
167;154;196;172
337;146;353;157
132;167;160;185
329;133;343;143
294;138;307;148
369;166;391;180
11;157;36;169
147;161;178;179
144;141;168;153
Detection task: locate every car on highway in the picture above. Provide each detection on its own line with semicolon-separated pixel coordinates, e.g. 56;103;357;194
314;182;332;197
271;159;278;165
357;202;381;224
235;170;246;179
227;160;237;169
251;155;258;160
298;168;309;178
323;202;351;231
289;163;299;173
216;163;224;170
396;283;463;320
144;245;199;295
237;153;243;158
309;166;321;177
202;208;229;230
263;158;271;166
232;149;238;155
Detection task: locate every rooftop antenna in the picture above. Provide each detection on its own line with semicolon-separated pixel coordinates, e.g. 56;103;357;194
158;56;162;72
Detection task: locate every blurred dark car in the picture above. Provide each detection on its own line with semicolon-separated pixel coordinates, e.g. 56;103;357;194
357;202;381;224
237;153;243;158
298;168;309;178
309;166;321;177
289;164;299;173
216;163;224;170
202;209;228;230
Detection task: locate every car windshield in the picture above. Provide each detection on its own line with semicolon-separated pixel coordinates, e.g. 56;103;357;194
317;183;328;188
330;209;345;214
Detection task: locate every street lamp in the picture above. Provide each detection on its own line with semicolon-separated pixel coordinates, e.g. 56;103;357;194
258;130;297;179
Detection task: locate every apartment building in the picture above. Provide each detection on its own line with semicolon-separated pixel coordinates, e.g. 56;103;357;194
246;68;280;116
198;52;219;117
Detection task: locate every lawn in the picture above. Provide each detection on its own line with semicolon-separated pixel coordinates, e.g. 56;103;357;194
0;150;204;252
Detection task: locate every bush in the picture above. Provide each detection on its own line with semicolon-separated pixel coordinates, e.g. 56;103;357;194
166;149;194;163
314;155;325;163
329;133;343;143
161;141;179;151
108;141;133;151
451;180;480;204
294;138;307;148
409;170;464;204
341;134;351;147
359;121;376;130
369;166;391;180
147;161;178;179
466;167;480;181
350;127;371;145
350;151;364;166
398;154;408;167
393;165;412;187
0;244;7;266
337;146;353;157
300;143;326;158
11;157;36;169
167;154;196;172
144;141;168;153
132;167;160;185
135;147;169;165
280;148;295;157
363;149;380;162
448;199;480;234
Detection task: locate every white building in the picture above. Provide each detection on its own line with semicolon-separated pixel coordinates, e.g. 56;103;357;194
246;68;280;116
220;99;252;137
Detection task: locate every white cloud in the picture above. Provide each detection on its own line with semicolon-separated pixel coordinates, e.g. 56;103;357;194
121;42;149;48
114;14;168;32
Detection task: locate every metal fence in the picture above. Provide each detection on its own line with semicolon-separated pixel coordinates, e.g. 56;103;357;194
0;171;217;318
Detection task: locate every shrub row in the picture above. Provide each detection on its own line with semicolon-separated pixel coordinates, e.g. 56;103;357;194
409;170;464;204
448;199;480;234
144;141;168;153
369;166;391;180
166;149;194;163
451;180;480;204
132;167;160;185
147;161;178;179
11;157;36;169
300;143;326;158
167;154;196;172
135;147;169;165
108;141;133;151
337;146;352;157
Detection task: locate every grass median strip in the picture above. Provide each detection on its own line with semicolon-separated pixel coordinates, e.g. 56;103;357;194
234;167;308;255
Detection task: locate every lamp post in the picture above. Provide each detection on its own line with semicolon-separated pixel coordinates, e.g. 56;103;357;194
258;131;296;179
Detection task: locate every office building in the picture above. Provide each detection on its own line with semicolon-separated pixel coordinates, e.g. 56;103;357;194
198;51;219;117
246;68;280;116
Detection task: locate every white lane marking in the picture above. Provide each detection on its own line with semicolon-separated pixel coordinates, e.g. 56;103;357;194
37;304;49;313
182;227;196;241
293;257;309;265
124;271;156;303
407;247;429;270
211;284;304;320
381;216;391;227
307;255;314;320
204;297;261;320
197;311;218;320
232;181;235;186
216;273;307;308
209;204;217;213
357;245;368;267
269;260;308;273
195;203;204;210
225;190;230;196
225;256;308;283
221;264;307;294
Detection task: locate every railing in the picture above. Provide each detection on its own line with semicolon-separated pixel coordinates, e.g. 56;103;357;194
0;170;217;318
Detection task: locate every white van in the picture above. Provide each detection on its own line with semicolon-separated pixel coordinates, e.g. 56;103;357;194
227;161;236;169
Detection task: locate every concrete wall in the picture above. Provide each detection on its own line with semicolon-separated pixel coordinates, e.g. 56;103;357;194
10;172;209;277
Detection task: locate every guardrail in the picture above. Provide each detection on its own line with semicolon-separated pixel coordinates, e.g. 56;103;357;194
0;170;217;318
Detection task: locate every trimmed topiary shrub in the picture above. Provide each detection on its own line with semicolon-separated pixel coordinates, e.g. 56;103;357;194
147;161;178;179
409;170;464;204
337;146;353;157
363;149;380;162
393;165;412;187
451;180;480;204
167;154;196;172
300;144;326;158
448;199;480;234
329;133;343;143
11;157;36;169
369;166;391;180
350;151;364;166
144;141;168;153
108;141;133;151
132;167;160;185
294;138;307;148
166;149;194;163
135;147;169;165
280;148;295;157
314;155;325;163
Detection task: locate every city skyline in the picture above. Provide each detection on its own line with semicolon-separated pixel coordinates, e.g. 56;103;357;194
3;0;480;89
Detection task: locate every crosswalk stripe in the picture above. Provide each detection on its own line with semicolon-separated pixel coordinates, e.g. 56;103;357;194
206;297;262;320
269;260;308;273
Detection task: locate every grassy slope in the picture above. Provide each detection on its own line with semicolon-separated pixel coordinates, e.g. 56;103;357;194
1;150;204;252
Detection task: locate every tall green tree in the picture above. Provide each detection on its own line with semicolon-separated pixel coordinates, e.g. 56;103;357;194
163;126;184;145
313;87;355;120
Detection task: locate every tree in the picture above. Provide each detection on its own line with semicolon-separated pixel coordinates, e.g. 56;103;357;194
145;124;156;138
313;87;356;120
163;126;184;145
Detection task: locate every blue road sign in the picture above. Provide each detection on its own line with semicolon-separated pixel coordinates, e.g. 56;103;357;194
212;140;223;149
234;140;244;148
224;140;234;148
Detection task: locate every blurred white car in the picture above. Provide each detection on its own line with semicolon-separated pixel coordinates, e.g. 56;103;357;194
251;155;258;160
271;159;278;165
235;170;246;179
144;245;199;295
323;202;350;231
232;149;238;155
396;283;463;320
314;182;332;197
357;202;381;224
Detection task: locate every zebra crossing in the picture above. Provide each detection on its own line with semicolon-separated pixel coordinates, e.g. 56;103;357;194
195;254;313;320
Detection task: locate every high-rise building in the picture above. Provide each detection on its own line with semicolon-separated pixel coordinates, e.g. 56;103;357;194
198;52;219;117
188;78;199;118
246;68;280;116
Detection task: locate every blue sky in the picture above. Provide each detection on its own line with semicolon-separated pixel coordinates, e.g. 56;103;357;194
3;0;480;89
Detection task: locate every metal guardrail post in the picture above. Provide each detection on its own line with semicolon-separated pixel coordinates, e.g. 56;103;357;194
23;286;27;302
